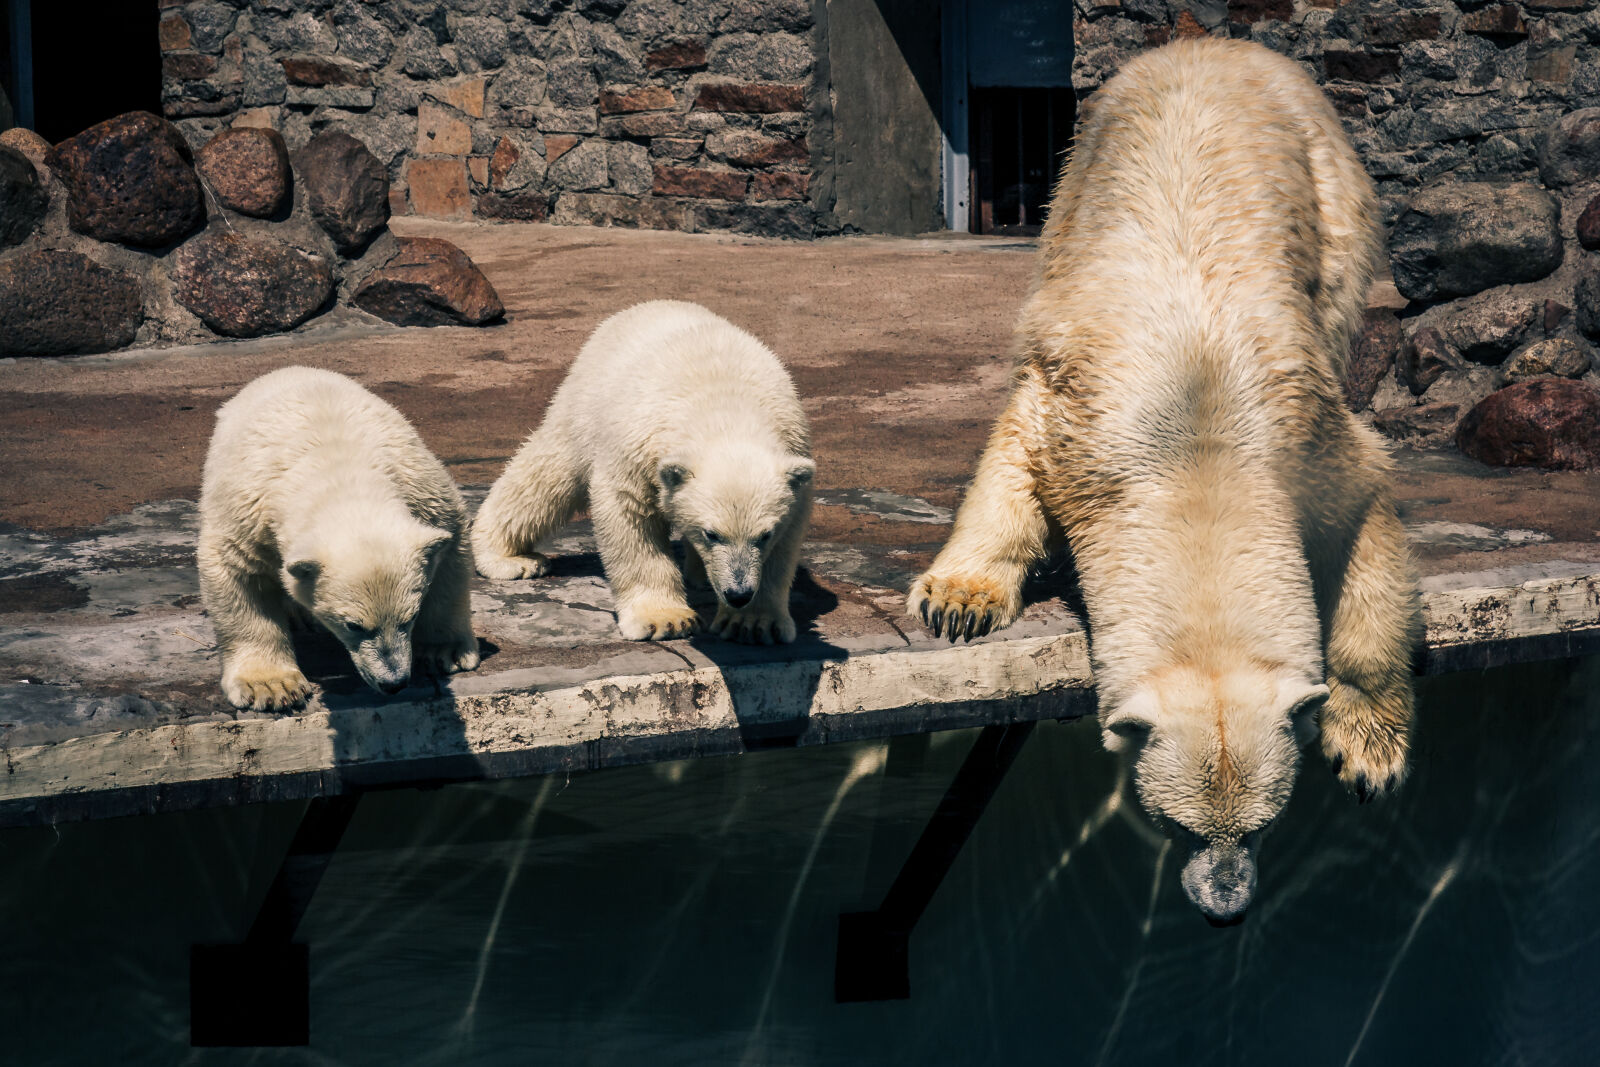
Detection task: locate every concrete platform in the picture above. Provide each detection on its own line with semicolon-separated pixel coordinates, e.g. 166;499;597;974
2;222;1599;827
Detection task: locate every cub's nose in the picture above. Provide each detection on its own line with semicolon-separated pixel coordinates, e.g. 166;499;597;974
378;677;407;695
722;588;754;608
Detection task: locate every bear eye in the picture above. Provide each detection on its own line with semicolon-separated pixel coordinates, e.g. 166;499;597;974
755;530;773;546
702;529;722;544
343;620;368;635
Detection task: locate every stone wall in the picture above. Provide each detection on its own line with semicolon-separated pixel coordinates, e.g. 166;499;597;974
158;0;822;238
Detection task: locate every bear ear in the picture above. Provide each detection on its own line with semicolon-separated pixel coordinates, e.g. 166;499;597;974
418;527;453;570
1102;689;1158;753
286;558;320;584
656;460;691;493
784;457;815;490
1278;678;1330;747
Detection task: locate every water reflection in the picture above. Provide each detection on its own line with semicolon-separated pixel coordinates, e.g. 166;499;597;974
0;656;1596;1065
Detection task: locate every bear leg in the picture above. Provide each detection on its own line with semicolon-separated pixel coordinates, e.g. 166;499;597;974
1319;496;1419;801
908;373;1052;641
591;476;699;641
414;538;481;676
473;426;585;581
200;546;312;712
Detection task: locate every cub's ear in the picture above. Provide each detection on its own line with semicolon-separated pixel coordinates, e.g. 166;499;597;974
1278;678;1330;747
286;559;321;584
784;457;815;491
656;459;691;494
418;527;453;571
1101;689;1158;754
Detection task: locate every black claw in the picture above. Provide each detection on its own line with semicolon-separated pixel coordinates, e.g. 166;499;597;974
963;610;978;642
1356;778;1373;804
976;615;994;638
1330;754;1344;777
929;608;943;637
919;601;930;626
947;612;961;643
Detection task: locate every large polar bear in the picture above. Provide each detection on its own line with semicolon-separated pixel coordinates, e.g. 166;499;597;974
199;367;479;711
473;301;814;644
908;39;1419;923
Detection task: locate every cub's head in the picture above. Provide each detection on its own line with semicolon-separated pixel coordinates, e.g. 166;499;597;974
655;448;814;609
1101;665;1327;925
282;519;453;696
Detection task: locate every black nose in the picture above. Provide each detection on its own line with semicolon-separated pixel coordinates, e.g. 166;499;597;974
1205;911;1247;928
723;589;753;608
378;678;406;695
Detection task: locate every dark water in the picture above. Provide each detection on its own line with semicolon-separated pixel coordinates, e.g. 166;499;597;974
3;656;1598;1065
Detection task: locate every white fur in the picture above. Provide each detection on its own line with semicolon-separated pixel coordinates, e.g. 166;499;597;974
473;301;814;644
909;40;1419;921
198;367;479;711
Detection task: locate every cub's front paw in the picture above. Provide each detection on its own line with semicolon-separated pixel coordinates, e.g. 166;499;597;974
1320;682;1411;802
617;600;700;641
711;605;796;645
906;570;1021;643
223;664;313;712
475;552;550;581
416;636;481;676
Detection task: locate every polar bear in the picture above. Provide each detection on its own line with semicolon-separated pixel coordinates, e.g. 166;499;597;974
473;300;814;644
198;366;479;711
908;39;1419;922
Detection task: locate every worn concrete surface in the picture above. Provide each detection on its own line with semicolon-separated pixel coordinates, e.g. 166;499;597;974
2;221;1599;826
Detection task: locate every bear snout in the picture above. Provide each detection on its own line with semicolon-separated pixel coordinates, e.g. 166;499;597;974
1180;841;1257;925
722;586;755;608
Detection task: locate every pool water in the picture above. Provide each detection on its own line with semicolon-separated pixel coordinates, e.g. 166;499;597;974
3;655;1597;1065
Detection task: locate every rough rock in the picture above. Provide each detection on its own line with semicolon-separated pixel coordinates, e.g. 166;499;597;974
351;236;504;327
1345;308;1401;409
1444;294;1541;364
169;231;334;337
0;127;51;167
1578;193;1600;253
293;131;390;253
47;111;206;248
1503;339;1593;381
195;127;292;218
1535;108;1600;189
1372;402;1462;442
1456;380;1600;470
0;145;49;249
0;250;143;356
1574;262;1600;340
1399;326;1461;395
1388;182;1563;301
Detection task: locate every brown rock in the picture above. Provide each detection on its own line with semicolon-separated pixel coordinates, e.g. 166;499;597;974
196;127;291;218
1173;11;1209;38
352;237;503;327
1323;50;1400;82
545;135;580;163
427;78;487;119
294;131;390;252
476;191;549;221
1362;11;1442;44
646;40;708;71
1456;380;1600;470
279;56;372;87
169;230;334;337
1373;402;1462;441
48;111;205;248
693;83;805;114
1227;0;1291;24
599;87;676;114
469;157;489;186
651;166;747;200
1503;339;1592;381
159;14;191;50
749;172;809;201
163;53;218;80
417;102;473;156
406;158;471;217
1399;326;1460;396
0;249;143;356
1462;4;1527;38
1578;193;1600;252
0;145;49;249
1345;308;1401;409
489;137;519;186
0;127;51;167
1546;300;1572;335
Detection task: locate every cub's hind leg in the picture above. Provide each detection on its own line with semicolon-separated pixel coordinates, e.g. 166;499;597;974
908;369;1052;641
473;426;585;580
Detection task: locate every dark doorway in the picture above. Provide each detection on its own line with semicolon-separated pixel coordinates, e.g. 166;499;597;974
969;86;1074;236
3;0;161;142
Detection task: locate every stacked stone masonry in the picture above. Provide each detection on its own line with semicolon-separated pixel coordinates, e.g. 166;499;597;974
159;0;819;239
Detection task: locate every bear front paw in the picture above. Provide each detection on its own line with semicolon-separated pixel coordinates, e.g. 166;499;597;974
416;637;481;676
222;665;313;713
907;571;1022;643
711;605;797;645
1320;682;1411;802
475;552;550;581
617;601;700;641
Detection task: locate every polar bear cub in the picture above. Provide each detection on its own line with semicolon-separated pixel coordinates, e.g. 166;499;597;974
198;366;479;711
473;300;814;644
908;40;1419;922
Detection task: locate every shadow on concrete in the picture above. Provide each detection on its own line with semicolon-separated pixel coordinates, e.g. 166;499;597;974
1021;549;1090;638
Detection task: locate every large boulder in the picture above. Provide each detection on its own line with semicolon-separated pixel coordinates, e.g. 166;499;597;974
0;145;48;249
1443;293;1541;365
351;237;504;326
196;127;292;218
293;131;389;253
1345;308;1401;410
47;111;205;248
1502;338;1592;382
169;231;334;337
1535;108;1600;189
0;249;143;356
1388;182;1563;301
1398;326;1462;396
1456;380;1600;470
1578;193;1600;253
0;127;51;167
